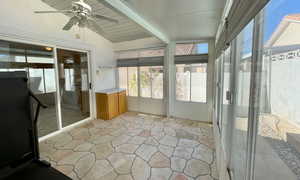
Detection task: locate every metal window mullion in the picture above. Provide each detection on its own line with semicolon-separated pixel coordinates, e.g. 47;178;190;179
150;66;153;99
189;64;192;102
53;47;63;130
43;68;46;93
245;10;264;180
127;67;129;96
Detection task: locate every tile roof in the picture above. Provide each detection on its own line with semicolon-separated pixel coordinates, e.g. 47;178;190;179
285;14;300;21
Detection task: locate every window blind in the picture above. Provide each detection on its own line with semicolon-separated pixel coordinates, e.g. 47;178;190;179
175;54;209;64
117;56;164;67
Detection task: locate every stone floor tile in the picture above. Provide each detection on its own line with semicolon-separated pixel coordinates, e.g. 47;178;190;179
184;159;210;178
69;128;90;140
152;131;166;141
82;160;116;180
55;165;74;176
91;143;113;159
149;152;170;168
164;127;177;136
74;152;95;178
138;129;151;137
112;134;131;147
132;157;151;180
68;172;80;180
160;135;178;147
211;158;218;179
136;144;157;161
150;168;172;180
74;142;94;152
127;128;144;136
56;140;84;150
196;175;214;180
57;152;89;165
115;174;133;180
50;150;73;162
175;129;199;141
178;139;200;148
127;136;147;145
107;153;135;174
39;142;56;157
171;157;186;172
173;147;193;159
170;172;191;180
192;144;213;164
144;137;159;146
158;145;174;157
90;135;115;144
115;143;139;154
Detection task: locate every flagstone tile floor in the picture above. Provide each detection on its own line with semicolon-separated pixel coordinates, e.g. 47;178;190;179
40;112;218;180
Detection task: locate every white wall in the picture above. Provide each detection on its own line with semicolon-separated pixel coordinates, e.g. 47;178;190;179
0;0;116;93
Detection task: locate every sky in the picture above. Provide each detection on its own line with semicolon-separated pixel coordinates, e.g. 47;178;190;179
196;43;208;54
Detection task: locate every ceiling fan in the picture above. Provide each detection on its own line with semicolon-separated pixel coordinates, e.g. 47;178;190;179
34;0;119;33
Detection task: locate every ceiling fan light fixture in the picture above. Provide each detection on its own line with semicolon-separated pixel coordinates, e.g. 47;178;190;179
45;47;53;51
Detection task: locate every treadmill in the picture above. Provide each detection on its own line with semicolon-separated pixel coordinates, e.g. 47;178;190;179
0;71;71;180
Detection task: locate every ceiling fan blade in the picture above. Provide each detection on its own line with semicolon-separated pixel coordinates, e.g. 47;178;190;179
92;14;119;23
87;18;106;35
34;10;73;14
63;16;79;31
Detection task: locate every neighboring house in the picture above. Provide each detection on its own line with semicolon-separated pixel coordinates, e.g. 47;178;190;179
263;14;300;126
266;14;300;47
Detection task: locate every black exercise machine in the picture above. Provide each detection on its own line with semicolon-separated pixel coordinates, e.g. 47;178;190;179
0;71;71;180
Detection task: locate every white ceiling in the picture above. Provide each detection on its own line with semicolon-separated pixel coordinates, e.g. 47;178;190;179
41;0;225;43
122;0;225;41
41;0;153;42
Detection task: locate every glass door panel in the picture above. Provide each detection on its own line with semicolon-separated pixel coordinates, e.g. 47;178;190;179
57;49;90;127
0;40;59;137
230;21;254;180
254;0;300;179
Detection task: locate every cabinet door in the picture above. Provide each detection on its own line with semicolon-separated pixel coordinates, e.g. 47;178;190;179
118;91;128;114
108;93;119;119
96;93;109;120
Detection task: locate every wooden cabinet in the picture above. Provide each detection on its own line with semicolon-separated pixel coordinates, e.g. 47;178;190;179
96;90;127;120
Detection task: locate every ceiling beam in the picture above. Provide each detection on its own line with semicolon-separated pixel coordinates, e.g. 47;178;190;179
100;0;170;43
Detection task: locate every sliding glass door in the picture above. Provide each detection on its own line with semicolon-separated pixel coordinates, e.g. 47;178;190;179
57;49;91;127
0;40;59;137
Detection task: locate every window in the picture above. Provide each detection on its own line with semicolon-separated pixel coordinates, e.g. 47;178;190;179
151;66;164;99
44;69;56;93
29;68;45;94
175;43;208;55
176;64;207;102
118;66;164;99
140;66;151;98
128;67;138;97
176;64;191;101
65;69;75;91
191;64;207;102
118;67;128;95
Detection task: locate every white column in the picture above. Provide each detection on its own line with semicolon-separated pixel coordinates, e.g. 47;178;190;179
164;41;176;117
